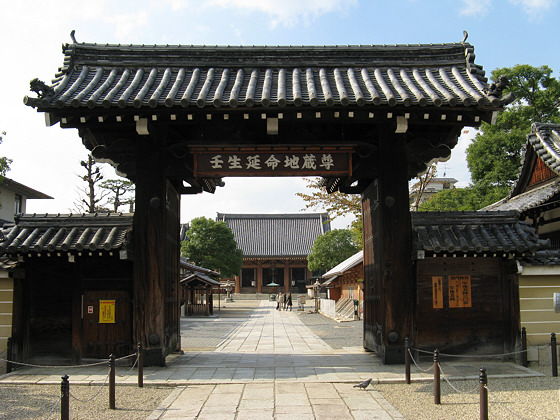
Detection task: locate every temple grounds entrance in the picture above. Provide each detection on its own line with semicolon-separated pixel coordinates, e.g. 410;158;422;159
24;38;510;364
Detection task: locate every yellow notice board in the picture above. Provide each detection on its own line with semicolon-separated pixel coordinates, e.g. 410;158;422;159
432;276;443;309
448;275;472;308
99;300;116;323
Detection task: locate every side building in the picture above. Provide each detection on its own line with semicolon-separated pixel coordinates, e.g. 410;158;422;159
217;213;330;295
0;178;51;373
484;122;560;359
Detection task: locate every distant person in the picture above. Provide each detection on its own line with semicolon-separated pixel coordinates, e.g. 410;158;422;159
276;292;281;310
287;293;292;311
283;292;288;310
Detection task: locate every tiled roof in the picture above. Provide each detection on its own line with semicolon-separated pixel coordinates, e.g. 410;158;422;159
24;42;508;111
0;213;132;255
518;249;560;267
412;211;549;256
1;178;53;200
323;251;363;280
180;256;220;277
217;213;330;258
528;123;560;175
483;178;560;212
180;272;221;287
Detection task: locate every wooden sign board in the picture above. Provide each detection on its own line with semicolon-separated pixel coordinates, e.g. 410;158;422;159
194;151;351;177
432;276;443;309
99;300;116;323
448;275;472;308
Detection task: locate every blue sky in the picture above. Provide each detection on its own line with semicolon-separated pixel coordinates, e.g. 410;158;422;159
1;0;558;228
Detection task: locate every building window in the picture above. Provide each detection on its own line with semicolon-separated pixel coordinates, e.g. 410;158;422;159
14;194;22;214
241;268;256;288
262;267;284;287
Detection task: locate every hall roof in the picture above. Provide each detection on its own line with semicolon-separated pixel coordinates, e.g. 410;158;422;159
0;213;133;256
484;123;560;213
412;211;549;257
217;213;330;258
24;40;507;113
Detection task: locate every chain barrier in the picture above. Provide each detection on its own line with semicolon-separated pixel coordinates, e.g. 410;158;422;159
437;362;479;395
42;394;62;420
411;347;528;359
407;348;433;373
69;371;111;403
0;352;137;370
116;354;138;378
0;358;110;369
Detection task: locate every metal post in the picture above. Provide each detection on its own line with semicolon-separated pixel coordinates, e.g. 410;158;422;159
521;327;528;367
433;349;440;404
137;342;144;388
479;368;488;420
405;337;411;384
61;374;69;420
6;337;13;373
109;354;116;409
552;333;558;377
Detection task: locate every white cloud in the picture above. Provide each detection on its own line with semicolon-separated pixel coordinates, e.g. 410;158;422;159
460;0;493;17
103;11;150;41
510;0;556;17
206;0;358;28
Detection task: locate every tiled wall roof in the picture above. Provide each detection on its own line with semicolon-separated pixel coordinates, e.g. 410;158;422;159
24;42;508;111
529;123;560;175
217;213;330;258
412;211;549;256
0;213;132;255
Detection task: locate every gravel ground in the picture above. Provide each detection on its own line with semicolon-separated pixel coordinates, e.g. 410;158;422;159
0;384;172;419
376;365;560;420
298;308;560;419
296;309;363;349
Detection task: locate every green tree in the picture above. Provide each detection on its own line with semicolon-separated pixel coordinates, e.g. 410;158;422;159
307;229;361;272
181;217;243;278
467;65;560;192
0;131;12;179
418;185;509;212
100;179;135;212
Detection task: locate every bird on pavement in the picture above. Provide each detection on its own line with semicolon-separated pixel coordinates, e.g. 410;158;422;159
353;378;372;390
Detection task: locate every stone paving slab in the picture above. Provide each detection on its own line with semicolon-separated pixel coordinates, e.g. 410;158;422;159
0;299;546;419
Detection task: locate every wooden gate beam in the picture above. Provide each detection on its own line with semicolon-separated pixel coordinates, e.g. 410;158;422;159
362;126;413;364
133;130;168;367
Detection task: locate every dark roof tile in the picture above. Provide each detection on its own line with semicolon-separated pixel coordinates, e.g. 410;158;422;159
0;213;132;255
217;213;330;258
412;211;549;256
24;42;506;111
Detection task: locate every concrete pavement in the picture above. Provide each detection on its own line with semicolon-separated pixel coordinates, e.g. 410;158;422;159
0;300;543;419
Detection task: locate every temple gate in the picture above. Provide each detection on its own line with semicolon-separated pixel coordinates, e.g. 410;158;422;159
24;36;511;364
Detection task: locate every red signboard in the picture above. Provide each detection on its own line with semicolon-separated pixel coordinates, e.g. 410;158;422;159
194;151;351;177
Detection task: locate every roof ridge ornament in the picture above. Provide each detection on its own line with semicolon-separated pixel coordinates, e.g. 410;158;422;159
486;75;515;106
70;30;77;44
461;30;468;44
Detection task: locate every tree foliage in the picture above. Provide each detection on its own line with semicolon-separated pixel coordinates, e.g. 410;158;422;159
181;217;243;278
100;179;135;212
467;65;560;191
418;185;510;212
297;177;361;220
307;229;361;272
0;131;12;180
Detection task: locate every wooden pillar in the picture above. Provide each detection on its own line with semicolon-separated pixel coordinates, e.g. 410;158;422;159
256;263;262;294
133;129;169;367
362;127;413;364
284;262;290;293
